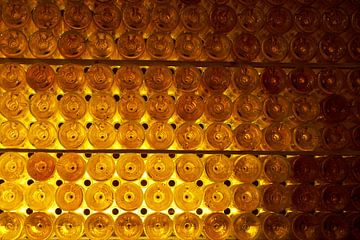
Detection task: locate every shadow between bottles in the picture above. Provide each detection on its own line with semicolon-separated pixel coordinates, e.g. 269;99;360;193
1;58;359;69
0;148;360;156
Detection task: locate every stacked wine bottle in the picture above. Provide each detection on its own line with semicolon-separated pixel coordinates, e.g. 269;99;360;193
0;0;359;239
0;152;359;239
0;0;358;62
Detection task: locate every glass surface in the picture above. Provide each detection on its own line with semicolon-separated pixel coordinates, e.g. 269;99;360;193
114;212;143;240
205;123;233;150
203;213;231;240
262;34;288;62
176;155;203;182
0;1;357;237
118;92;146;120
0;152;25;181
147;93;175;120
320;213;349;240
114;212;144;240
26;63;55;91
0;182;23;210
55;183;83;211
319;34;346;62
174;182;203;211
288;67;316;94
291;184;320;212
234;154;261;183
176;122;203;150
202;67;231;94
293;124;320;151
25;182;55;211
0;63;25;91
176;93;204;121
64;1;92;30
26;153;55;181
263;155;290;183
87;121;116;149
175;32;202;61
145;183;173;211
347;68;360;94
261;213;290;240
261;67;286;94
146;122;174;149
93;2;121;31
84;213;114;240
115;182;143;211
24;212;53;240
32;1;60;29
266;7;293;34
263;122;291;151
116;154;144;181
59;93;86;120
54;213;84;240
233;33;260;61
262;184;289;212
57;64;85;92
204;33;232;61
263;95;289;122
117;31;145;59
322;8;349;33
0;212;24;240
146;32;174;60
321;124;350;151
86;64;114;91
204;183;231;211
146;154;174;181
144;66;173;92
118;121;145;149
204;94;232;122
233;213;260;240
115;65;143;91
89;92;116;120
291;156;319;183
0;120;27;147
174;212;202;240
152;4;179;32
0;91;28;120
320;184;349;212
233;183;260;212
205;155;233;182
2;0;29;28
290;213;319;240
58;121;86;149
87;31;115;59
290;33;316;62
85;182;114;211
58;31;86;59
348;34;360;61
234;123;262;150
123;4;150;31
175;66;201;92
239;7;264;33
233;66;259;93
318;68;344;94
29;30;57;59
294;7;320;33
87;154;115;181
144;213;173;240
181;5;208;32
56;154;86;181
210;5;237;33
291;95;319;122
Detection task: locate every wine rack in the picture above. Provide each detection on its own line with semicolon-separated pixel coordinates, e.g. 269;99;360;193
0;0;359;240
